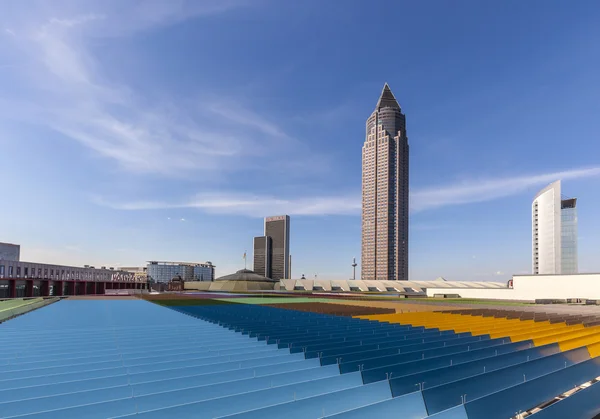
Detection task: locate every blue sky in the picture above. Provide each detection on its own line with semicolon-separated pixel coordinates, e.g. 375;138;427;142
1;0;599;281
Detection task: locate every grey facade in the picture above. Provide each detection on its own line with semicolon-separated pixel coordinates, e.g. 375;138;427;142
253;216;290;280
265;215;290;281
253;236;272;278
0;261;129;282
561;198;578;274
0;259;139;298
0;242;20;262
147;261;215;283
361;84;409;281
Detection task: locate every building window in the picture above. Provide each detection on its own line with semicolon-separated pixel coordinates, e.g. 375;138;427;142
38;268;42;278
44;268;48;278
24;267;28;278
8;266;13;276
16;267;21;278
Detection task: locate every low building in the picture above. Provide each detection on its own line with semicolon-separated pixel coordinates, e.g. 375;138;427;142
424;273;600;301
0;242;20;262
147;261;215;283
0;259;146;298
281;273;600;302
280;278;503;295
120;266;149;283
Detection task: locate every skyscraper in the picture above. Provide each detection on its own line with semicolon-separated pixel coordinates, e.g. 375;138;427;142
532;180;578;275
252;236;272;278
361;83;409;281
253;215;290;280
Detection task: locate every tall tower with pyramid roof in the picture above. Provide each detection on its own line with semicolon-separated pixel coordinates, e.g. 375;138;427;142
361;83;409;280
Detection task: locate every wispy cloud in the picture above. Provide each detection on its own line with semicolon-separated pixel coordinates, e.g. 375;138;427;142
92;192;361;217
411;167;600;212
0;1;310;178
46;14;106;29
92;166;600;217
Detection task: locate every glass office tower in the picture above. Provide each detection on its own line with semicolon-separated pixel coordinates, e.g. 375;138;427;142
532;180;578;275
561;198;578;274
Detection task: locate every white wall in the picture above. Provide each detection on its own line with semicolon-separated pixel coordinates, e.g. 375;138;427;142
427;274;600;301
512;274;600;300
533;181;561;274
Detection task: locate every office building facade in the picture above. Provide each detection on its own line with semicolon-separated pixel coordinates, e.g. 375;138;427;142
361;83;409;281
193;263;215;282
532;180;578;275
0;259;141;298
265;215;290;280
253;215;290;280
560;198;578;274
146;261;215;283
253;236;272;278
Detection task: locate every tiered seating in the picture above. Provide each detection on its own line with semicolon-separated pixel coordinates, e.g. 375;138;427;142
439;308;600;327
0;298;56;322
353;311;600;418
2;300;600;418
263;302;396;316
0;301;339;418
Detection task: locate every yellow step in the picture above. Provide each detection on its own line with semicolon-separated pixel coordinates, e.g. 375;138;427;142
534;325;600;347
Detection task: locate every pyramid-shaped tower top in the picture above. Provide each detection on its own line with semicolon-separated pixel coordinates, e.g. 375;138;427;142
375;83;401;111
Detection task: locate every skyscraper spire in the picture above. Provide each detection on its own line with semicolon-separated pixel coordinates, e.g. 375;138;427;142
375;83;401;110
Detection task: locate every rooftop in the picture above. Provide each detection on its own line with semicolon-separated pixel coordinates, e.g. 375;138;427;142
147;261;214;267
2;297;599;418
216;268;278;282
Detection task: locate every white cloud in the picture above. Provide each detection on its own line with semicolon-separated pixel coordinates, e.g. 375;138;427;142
92;192;360;217
46;14;106;29
411;167;600;213
64;245;84;252
1;0;245;38
4;28;16;37
92;166;600;217
0;1;306;178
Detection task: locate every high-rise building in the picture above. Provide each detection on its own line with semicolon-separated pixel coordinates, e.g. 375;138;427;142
361;83;409;281
265;215;290;280
532;180;578;275
253;236;272;278
253;215;290;280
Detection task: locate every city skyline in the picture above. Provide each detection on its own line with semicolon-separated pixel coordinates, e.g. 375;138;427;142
361;84;409;280
1;1;600;280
